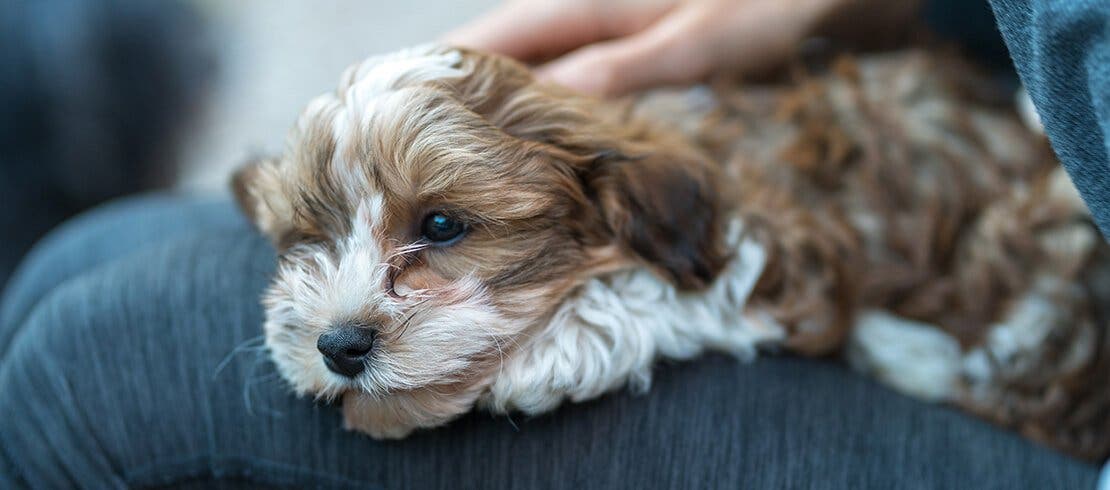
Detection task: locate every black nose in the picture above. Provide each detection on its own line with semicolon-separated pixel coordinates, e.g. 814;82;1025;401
317;325;376;377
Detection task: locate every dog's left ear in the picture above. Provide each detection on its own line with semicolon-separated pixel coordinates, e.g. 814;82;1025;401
583;144;730;290
231;156;293;243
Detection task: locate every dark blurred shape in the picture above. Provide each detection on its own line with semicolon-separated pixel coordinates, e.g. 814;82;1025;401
0;0;214;287
924;0;1012;73
803;0;1013;90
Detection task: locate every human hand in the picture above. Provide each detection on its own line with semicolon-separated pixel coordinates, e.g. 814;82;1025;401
442;0;851;96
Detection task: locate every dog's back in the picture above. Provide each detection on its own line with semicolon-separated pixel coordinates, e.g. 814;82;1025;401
626;50;1109;460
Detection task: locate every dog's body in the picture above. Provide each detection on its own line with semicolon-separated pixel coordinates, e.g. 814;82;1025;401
234;45;1109;460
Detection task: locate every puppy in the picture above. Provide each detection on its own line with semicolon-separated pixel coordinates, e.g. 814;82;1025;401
233;45;1109;460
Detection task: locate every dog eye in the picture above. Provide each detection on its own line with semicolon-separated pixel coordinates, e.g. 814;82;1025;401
420;212;467;244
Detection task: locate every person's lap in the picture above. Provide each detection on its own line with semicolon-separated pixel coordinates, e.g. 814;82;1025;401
0;194;245;352
0;195;1099;489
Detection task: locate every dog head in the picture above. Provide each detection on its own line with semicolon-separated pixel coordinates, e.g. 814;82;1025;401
233;45;728;436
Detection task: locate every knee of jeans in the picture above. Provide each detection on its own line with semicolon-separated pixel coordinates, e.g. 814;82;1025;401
3;228;273;374
1;226;273;393
0;201;255;371
0;254;170;409
0;194;240;335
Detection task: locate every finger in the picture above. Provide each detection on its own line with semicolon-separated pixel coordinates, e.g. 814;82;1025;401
536;7;713;96
440;1;603;62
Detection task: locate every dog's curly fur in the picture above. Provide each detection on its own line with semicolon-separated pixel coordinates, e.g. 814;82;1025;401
233;45;1109;460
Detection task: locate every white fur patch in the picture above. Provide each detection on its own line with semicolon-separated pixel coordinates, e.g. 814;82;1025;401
981;294;1058;370
294;44;467;203
335;44;463;138
357;275;511;394
295;200;391;324
851;283;1088;406
847;310;961;401
482;220;784;414
961;285;1086;393
1015;87;1043;135
341;44;463;98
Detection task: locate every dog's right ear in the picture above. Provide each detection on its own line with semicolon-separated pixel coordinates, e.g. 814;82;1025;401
232;156;293;242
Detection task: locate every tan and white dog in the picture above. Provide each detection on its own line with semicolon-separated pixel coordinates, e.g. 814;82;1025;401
233;45;1109;460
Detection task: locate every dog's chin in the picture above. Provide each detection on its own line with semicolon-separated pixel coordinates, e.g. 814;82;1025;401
337;368;498;439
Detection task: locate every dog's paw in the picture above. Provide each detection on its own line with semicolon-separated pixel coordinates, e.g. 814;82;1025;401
847;310;961;401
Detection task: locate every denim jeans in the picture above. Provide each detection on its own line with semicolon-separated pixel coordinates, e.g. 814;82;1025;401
990;0;1110;240
0;195;1100;489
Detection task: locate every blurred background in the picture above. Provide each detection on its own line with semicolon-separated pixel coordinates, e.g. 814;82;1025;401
0;0;496;287
0;0;1004;289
